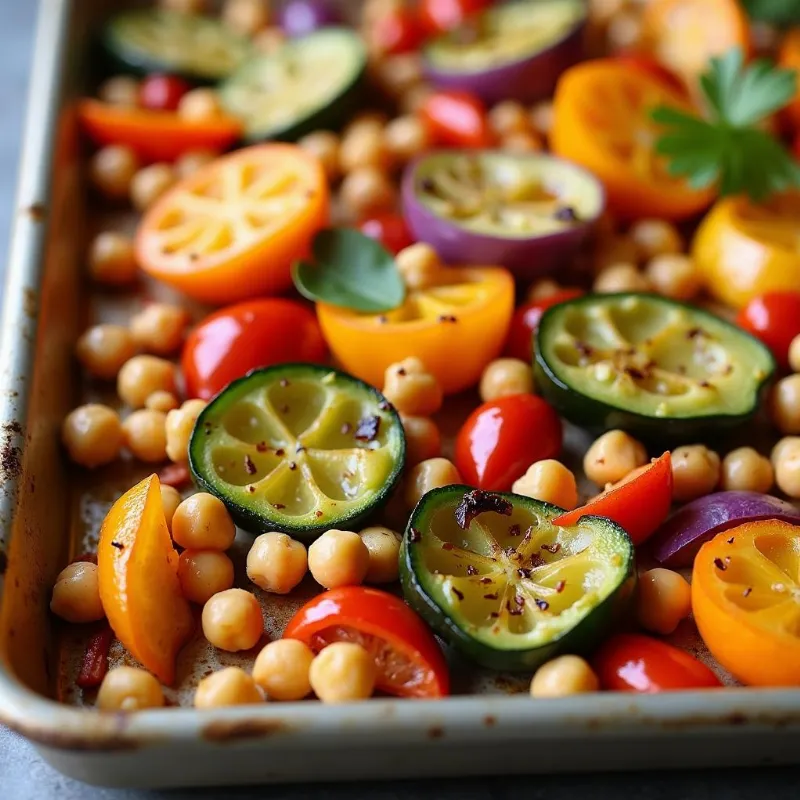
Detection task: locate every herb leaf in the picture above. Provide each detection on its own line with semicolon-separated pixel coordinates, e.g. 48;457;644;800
292;229;406;313
742;0;800;25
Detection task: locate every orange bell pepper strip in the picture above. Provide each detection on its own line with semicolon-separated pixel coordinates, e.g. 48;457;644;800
97;474;194;685
553;453;672;546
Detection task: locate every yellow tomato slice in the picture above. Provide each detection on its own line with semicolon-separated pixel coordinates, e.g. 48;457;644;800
317;266;515;394
692;520;800;687
136;144;328;305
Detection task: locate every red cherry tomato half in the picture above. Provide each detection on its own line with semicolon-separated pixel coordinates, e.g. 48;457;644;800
593;634;722;692
736;291;800;369
505;289;585;362
283;586;450;698
371;8;425;55
419;0;492;34
419;90;494;149
613;53;686;96
139;74;191;112
455;394;562;492
358;213;414;254
182;298;328;400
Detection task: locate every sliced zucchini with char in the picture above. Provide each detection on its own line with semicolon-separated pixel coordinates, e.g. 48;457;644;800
189;365;405;541
535;293;776;442
400;486;635;671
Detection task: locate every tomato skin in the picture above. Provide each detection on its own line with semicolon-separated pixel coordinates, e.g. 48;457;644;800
182;299;327;400
455;394;563;491
419;0;491;34
139;74;191;112
371;8;424;54
420;90;494;149
593;634;722;692
283;586;450;698
736;292;800;369
505;289;584;362
358;213;414;254
613;53;685;95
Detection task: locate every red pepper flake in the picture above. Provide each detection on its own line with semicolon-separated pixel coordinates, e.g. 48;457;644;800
378;400;394;412
244;455;257;475
341;422;352;435
534;598;549;611
76;624;113;690
521;527;533;545
514;594;525;606
508;524;521;537
279;379;290;387
73;553;97;565
687;327;703;339
397;367;407;376
247;486;256;494
280;405;289;414
377;315;388;324
454;489;513;530
507;600;523;616
355;415;381;442
295;444;306;453
272;503;286;510
489;612;499;618
408;527;422;543
517;568;531;579
256;442;268;452
157;462;190;488
275;448;285;456
743;587;752;597
466;565;478;576
484;592;499;600
575;341;594;357
288;462;297;471
111;541;124;551
727;537;735;544
713;557;727;571
441;542;454;551
479;576;493;584
437;314;458;323
451;587;464;601
555;580;566;593
699;381;712;389
541;542;561;554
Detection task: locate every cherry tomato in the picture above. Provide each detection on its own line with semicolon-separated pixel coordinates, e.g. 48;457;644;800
358;213;414;255
505;289;584;362
593;634;722;692
455;394;562;491
182;299;328;400
736;292;800;369
283;586;449;698
371;8;424;55
138;74;191;112
419;0;491;34
420;90;494;149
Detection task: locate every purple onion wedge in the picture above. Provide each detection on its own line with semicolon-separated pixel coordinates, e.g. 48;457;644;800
651;491;800;568
423;0;586;104
402;150;604;276
278;0;342;37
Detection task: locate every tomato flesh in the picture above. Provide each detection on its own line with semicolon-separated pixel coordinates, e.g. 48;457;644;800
420;90;494;149
358;213;414;254
505;289;584;362
737;292;800;370
139;74;191;112
419;0;491;34
372;8;425;54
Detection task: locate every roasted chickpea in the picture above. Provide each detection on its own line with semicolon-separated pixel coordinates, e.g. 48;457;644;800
178;550;235;605
529;101;554;137
645;254;700;301
172;492;236;551
246;532;308;594
98;75;140;108
75;324;137;380
584;430;647;487
502;131;542;153
175;149;218;179
405;458;461;509
165;399;207;462
194;667;262;708
512;460;578;510
774;438;800;498
253;639;315;701
721;447;774;493
160;484;181;531
339;117;392;173
588;0;625;24
339;166;395;218
117;355;177;409
374;53;423;98
400;414;442;466
637;568;692;635
97;667;165;712
359;526;402;583
130;163;176;212
362;0;404;26
384;115;431;162
400;83;434;115
160;0;206;12
88;231;138;286
629;219;683;261
90;145;139;200
130;303;189;355
790;335;800;374
607;9;642;51
122;409;168;463
222;0;269;35
382;357;443;416
489;101;530;137
253;26;286;53
62;404;123;468
479;358;534;402
297;131;341;181
202;589;263;652
145;390;179;413
593;236;638;273
50;562;104;623
526;278;562;303
771;375;800;434
593;263;651;293
309;642;376;703
308;529;370;589
395;243;442;291
177;88;223;122
671;445;721;502
530;656;599;698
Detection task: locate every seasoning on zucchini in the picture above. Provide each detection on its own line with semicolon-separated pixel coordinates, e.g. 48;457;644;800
219;28;367;142
399;486;635;671
189;364;405;541
103;10;252;82
535;293;776;442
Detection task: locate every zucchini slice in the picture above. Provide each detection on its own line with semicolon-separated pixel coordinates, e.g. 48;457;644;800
189;365;405;540
219;28;367;142
103;10;252;82
400;486;635;671
535;293;775;442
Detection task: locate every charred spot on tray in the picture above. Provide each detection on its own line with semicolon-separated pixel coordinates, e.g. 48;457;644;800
0;550;7;576
354;415;381;442
454;489;513;530
202;718;293;743
427;726;444;740
244;455;257;475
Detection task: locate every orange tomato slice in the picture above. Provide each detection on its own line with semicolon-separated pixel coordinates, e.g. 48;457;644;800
317;266;514;394
551;59;715;220
136;144;329;305
692;520;800;687
97;474;194;685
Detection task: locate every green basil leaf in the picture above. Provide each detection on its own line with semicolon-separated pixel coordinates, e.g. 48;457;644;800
292;228;406;313
742;0;800;25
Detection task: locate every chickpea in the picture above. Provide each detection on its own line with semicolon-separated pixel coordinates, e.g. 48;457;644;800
130;303;189;355
309;642;376;703
771;375;800;434
88;231;138;286
194;667;262;709
593;263;651;293
488;101;530;138
202;589;263;652
671;445;721;502
382;357;443;416
629;219;683;261
502;131;542;153
122;409;168;463
222;0;270;36
400;83;434;115
405;458;461;509
177;88;224;122
50;562;104;623
175;149;217;179
359;526;402;583
512;460;578;510
145;390;179;413
363;0;404;26
374;53;423;98
395;243;442;292
721;447;774;494
253;639;315;701
75;324;137;380
172;492;236;551
530;655;599;698
308;529;370;589
297;131;341;181
178;550;235;605
160;484;181;531
526;278;562;303
247;532;308;594
607;9;642;51
90;145;139;200
384;115;431;162
165;399;207;462
479;358;534;402
774;438;800;498
117;355;177;409
253;26;286;53
529;101;554;137
789;335;800;374
645;254;700;301
339;166;395;218
772;436;800;465
98;76;140;108
62;404;123;468
588;0;625;24
97;667;164;712
130;163;176;212
636;568;692;635
339;119;392;174
593;236;638;273
160;0;206;12
400;414;442;466
584;430;647;487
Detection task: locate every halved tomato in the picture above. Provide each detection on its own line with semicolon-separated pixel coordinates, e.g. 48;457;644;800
283;586;449;698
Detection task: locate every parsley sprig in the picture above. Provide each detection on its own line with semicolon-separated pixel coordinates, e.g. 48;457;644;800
652;48;800;201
